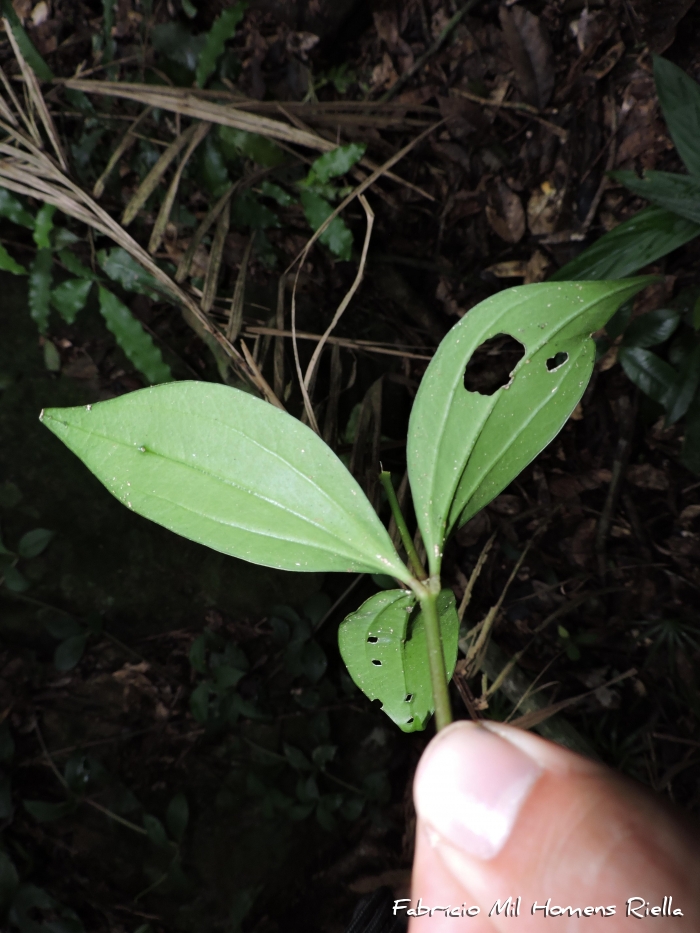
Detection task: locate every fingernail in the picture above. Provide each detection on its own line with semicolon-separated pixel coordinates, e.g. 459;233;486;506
414;722;541;860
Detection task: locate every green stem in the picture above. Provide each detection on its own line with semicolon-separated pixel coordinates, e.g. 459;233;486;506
379;471;427;580
418;583;453;732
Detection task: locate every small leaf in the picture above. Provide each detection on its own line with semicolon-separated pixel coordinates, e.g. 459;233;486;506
18;527;54;558
311;744;336;769
33;203;56;249
218;126;285;168
54;633;88;671
664;343;700;424
0;244;26;275
23;798;77;822
408;280;652;573
189;635;208;674
143;813;170;848
41;611;82;639
98;286;173;385
231;189;280;230
0;187;34;228
618;346;677;405
338;589;459;732
59;249;95;280
51;279;93;325
165;792;189;843
97;247;164;300
621;308;681;348
41;382;411;581
259;180;295;205
190;681;211;722
197;134;231;198
284;743;312;771
307;144;366;184
29;248;53;334
550;206;700;281
653;55;700;178
152;22;206;73
611;170;700;226
2;565;28;592
44;339;61;372
196;2;247;88
299;190;353;260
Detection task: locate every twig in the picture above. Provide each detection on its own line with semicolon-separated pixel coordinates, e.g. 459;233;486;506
381;0;482;103
449;87;568;142
243;326;432;361
457;532;496;622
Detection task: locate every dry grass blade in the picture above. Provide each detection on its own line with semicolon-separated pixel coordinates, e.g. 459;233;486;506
3;19;67;169
244;325;432;361
302;193;374;398
240;339;284;409
508;669;636;730
322;343;342;448
201;196;230;315
122;122;200;227
175;181;238;283
0;68;19;128
289;121;442;428
94;106;152;199
63;79;433;202
227;233;253;342
148;120;210;254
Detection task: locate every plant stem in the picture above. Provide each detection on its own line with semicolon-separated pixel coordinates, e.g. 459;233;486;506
379;470;427;580
418;584;453;731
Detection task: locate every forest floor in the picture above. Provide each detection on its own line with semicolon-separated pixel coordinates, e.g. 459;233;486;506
2;1;700;932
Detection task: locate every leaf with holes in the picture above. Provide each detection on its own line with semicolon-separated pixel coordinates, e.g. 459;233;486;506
40;381;412;581
408;279;653;575
338;588;459;732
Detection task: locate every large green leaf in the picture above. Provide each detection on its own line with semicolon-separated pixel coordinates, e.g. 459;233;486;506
618;346;677;405
612;170;700;226
40;382;411;581
98;287;172;385
408;280;652;574
196;2;247;88
621;307;681;348
550;206;700;282
338;588;459;732
653;55;700;179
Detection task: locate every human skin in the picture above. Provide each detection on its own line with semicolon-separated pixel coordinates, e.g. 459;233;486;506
406;721;700;930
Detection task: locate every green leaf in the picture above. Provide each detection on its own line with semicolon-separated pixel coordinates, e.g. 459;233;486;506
218;126;285;167
550;206;700;281
98;286;173;385
196;2;247;88
284;743;312;771
338;589;459;732
618;346;677;405
307;144;366;184
97;247;163;300
0;187;34;228
41;611;83;639
0;1;53;80
152;22;207;73
621;308;681;348
299;190;353;260
197;135;230;198
1;565;28;592
54;633;88;671
612;170;700;226
33;203;56;249
664;342;700;424
18;527;54;558
51;279;93;325
190;681;211;722
44;339;61;372
189;634;208;674
259;180;295;205
654;55;700;178
408;280;653;573
23;799;76;822
28;248;53;334
0;244;26;276
231;189;280;230
682;395;700;474
59;249;95;280
143;813;170;848
165;792;189;843
40;382;411;581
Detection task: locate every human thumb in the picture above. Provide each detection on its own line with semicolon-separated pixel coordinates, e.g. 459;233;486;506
407;721;700;930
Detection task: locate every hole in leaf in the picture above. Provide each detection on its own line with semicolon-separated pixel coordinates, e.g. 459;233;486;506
406;717;414;724
371;659;382;666
546;351;569;371
367;635;378;643
463;333;525;396
405;694;413;702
